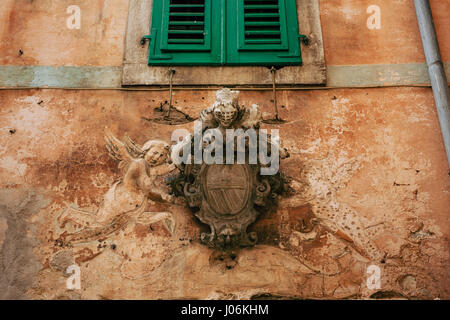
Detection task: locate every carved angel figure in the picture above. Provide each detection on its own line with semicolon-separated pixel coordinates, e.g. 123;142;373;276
58;130;176;243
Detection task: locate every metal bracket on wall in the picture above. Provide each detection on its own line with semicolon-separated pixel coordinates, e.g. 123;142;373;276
141;31;172;61
166;68;175;118
262;66;287;124
144;68;196;125
299;34;309;46
140;35;151;46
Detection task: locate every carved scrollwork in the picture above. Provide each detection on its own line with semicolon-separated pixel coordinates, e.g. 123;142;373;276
183;181;202;208
255;179;271;207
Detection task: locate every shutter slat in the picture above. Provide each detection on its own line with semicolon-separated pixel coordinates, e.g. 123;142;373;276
169;5;204;8
169;13;204;17
169;30;204;34
169;21;204;26
245;39;282;44
245;30;281;35
244;13;279;18
168;39;204;44
245;21;280;26
244;5;279;9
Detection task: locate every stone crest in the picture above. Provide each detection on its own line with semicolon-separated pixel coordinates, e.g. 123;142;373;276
169;89;290;250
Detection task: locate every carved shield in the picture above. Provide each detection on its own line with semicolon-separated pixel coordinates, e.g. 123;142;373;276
204;164;250;216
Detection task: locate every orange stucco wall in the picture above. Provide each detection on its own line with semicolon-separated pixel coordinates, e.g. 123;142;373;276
0;0;448;300
1;0;449;66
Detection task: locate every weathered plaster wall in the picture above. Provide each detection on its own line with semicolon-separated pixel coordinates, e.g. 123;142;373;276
1;0;450;88
320;0;450;65
1;0;449;67
0;88;448;299
0;0;449;300
0;0;129;66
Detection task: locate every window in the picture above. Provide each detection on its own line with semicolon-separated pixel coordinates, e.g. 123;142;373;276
144;0;305;66
122;0;326;86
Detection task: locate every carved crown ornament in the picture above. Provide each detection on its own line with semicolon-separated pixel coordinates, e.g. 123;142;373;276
168;88;291;250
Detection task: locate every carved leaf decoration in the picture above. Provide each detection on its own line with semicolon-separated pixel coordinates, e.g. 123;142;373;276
136;211;175;235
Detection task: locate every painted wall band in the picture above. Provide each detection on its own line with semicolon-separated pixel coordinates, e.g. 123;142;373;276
0;66;122;88
0;63;449;89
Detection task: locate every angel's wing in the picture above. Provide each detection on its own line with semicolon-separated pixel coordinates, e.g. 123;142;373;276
124;134;145;159
105;129;134;170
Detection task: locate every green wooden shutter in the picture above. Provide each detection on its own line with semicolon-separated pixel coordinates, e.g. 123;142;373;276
226;0;303;66
145;0;304;66
147;0;222;65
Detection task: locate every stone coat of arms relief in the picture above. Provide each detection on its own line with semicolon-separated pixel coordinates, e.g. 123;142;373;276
169;88;291;250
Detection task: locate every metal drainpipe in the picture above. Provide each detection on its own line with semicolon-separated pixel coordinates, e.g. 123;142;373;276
414;0;450;168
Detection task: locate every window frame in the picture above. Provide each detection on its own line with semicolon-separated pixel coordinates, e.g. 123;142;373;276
122;0;326;86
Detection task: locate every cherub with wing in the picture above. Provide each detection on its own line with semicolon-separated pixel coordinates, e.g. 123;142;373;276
58;129;176;244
